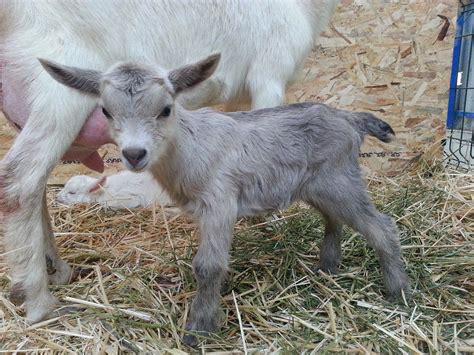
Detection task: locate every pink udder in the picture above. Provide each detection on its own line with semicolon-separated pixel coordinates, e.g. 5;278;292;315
1;61;114;173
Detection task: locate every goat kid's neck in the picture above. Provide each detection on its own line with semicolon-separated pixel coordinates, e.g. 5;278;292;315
149;105;212;206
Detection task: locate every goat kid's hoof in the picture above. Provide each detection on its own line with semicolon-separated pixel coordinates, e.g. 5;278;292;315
46;256;73;285
25;294;60;324
26;302;84;324
9;283;26;306
386;285;412;303
183;322;214;347
316;263;340;275
314;259;341;275
183;330;211;347
182;333;199;347
50;303;85;318
70;266;95;282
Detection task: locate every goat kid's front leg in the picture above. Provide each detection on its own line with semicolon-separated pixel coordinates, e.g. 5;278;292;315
1;74;96;323
183;206;237;347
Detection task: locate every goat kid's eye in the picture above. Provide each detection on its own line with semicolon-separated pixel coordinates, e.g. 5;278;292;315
158;106;171;118
102;107;112;119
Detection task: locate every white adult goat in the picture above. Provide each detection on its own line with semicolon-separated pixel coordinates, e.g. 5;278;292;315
0;0;339;324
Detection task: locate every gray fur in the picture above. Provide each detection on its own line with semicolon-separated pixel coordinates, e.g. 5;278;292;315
155;103;409;345
42;57;410;346
38;58;101;96
168;53;221;94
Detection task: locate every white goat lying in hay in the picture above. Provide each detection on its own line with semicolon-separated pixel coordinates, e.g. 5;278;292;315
0;0;339;329
38;54;409;346
57;171;172;209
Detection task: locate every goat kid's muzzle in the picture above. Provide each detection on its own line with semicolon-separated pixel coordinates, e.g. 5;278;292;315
122;148;149;171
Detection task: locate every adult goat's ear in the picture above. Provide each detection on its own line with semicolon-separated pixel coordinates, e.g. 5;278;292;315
167;53;220;95
38;58;102;96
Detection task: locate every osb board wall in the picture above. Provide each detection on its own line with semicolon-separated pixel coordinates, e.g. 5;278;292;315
287;0;455;173
0;0;456;184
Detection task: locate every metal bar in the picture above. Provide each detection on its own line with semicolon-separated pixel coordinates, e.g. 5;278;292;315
454;111;474;118
447;8;467;168
457;11;474;163
447;14;464;129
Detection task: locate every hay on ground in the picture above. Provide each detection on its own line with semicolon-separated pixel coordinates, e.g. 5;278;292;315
0;159;472;353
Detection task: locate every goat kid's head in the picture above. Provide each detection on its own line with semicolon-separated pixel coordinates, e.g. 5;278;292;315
39;54;221;172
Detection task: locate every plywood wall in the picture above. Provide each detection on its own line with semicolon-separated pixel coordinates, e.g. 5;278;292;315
0;0;457;183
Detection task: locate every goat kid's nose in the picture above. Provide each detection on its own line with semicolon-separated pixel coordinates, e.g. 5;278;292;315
122;148;147;167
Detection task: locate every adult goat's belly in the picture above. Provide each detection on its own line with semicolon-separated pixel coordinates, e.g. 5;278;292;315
0;62;113;172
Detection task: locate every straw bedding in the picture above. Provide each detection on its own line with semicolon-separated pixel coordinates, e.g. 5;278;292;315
1;158;472;353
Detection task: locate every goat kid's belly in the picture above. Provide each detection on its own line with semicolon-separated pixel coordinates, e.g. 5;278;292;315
236;183;302;217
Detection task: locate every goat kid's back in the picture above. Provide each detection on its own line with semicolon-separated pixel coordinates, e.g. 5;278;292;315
151;102;395;216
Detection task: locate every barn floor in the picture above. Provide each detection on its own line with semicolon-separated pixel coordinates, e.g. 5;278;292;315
0;160;472;353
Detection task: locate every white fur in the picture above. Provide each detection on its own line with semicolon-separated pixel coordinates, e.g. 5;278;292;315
57;171;173;209
0;0;338;323
1;0;339;110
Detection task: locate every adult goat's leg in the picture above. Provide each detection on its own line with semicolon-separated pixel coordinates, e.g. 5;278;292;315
1;73;95;322
247;57;292;109
42;192;72;285
249;78;285;109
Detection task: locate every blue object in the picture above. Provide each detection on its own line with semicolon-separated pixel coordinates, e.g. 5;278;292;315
447;2;474;130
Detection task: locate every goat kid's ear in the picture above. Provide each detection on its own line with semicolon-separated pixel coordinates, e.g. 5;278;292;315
167;53;220;95
38;58;102;96
88;176;107;193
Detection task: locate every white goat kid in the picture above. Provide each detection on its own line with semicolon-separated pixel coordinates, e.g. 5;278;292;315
0;0;338;324
57;171;172;209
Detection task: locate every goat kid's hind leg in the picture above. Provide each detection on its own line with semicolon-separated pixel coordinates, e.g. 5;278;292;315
183;206;237;347
42;193;72;285
305;177;409;299
1;74;96;323
366;212;410;300
318;215;343;274
344;200;409;299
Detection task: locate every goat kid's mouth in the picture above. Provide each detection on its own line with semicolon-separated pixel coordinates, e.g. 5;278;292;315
122;157;149;172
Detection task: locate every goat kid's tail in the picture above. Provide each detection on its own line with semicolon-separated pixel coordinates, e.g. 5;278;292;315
352;112;395;143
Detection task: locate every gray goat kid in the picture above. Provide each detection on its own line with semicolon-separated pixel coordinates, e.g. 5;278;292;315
40;54;410;346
